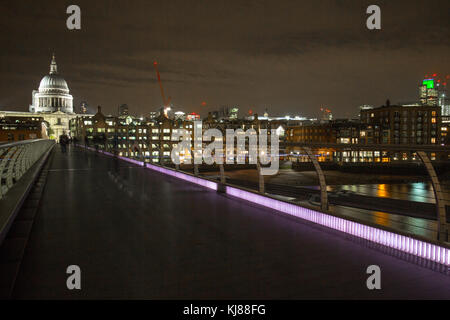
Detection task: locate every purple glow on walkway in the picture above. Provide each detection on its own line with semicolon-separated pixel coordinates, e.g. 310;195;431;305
117;155;144;166
115;155;217;190
79;145;449;266
226;186;449;266
145;163;218;190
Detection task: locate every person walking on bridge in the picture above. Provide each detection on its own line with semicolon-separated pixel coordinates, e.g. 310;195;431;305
113;133;119;156
59;131;69;154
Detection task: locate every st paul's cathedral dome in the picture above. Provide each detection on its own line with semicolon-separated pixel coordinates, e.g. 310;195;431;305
30;54;73;113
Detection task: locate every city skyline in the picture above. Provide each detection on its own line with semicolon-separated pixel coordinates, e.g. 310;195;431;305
0;0;449;303
0;0;449;118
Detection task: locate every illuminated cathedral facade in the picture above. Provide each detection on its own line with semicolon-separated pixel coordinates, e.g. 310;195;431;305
30;54;74;113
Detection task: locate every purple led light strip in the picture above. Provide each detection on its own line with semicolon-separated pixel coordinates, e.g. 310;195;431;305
79;145;449;266
115;155;217;191
80;145;214;190
144;162;218;190
226;186;449;266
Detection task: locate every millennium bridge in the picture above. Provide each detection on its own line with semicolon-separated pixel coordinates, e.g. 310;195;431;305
0;140;449;299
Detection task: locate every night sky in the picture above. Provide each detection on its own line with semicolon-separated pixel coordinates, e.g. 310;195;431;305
0;0;449;118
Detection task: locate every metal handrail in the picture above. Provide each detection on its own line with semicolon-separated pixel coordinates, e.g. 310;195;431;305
84;142;449;242
0;139;55;199
0;138;49;150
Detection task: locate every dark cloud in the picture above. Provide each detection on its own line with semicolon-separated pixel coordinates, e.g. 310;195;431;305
0;0;449;118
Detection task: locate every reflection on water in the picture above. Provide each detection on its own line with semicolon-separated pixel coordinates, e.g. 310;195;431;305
373;211;389;227
300;181;447;240
377;184;387;198
329;205;437;240
326;182;450;204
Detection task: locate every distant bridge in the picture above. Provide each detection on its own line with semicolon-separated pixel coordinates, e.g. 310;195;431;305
282;141;450;152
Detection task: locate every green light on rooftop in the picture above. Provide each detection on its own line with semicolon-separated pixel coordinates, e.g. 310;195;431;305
422;79;434;89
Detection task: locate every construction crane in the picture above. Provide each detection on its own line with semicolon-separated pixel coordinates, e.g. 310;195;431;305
153;61;171;117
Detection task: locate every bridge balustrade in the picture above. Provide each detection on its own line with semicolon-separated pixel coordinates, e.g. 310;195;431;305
0;139;55;199
83;141;448;243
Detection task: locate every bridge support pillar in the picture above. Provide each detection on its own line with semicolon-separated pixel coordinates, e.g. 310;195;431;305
303;147;328;211
140;151;145;166
219;163;225;184
417;151;448;242
194;164;199;176
257;162;265;194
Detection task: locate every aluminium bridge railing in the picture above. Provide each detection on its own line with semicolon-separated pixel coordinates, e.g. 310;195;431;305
79;143;450;268
81;142;449;242
0;139;55;200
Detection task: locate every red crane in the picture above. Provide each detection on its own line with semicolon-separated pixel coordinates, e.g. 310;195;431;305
153;61;171;108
